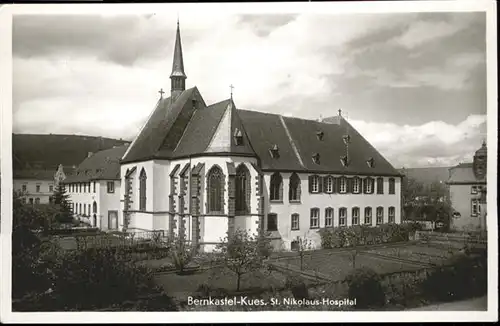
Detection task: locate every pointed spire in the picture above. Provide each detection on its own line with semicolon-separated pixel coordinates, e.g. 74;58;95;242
170;19;186;79
170;18;186;100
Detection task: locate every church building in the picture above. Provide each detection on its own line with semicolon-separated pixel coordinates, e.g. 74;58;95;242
118;21;402;252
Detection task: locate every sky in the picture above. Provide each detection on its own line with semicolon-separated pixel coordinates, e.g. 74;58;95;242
12;11;488;169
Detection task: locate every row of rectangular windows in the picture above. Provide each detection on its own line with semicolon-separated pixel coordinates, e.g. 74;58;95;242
21;197;48;205
267;206;396;231
470;185;485;195
21;184;54;193
72;202;97;216
270;174;396;202
471;199;482;217
66;182;115;194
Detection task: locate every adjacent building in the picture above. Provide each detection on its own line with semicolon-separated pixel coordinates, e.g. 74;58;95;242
447;141;487;231
117;21;402;252
13;164;67;205
63;145;128;229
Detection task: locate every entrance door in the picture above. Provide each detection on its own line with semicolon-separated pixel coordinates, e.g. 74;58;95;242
108;211;118;230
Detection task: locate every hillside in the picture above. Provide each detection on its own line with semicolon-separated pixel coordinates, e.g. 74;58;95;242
399;166;451;186
13;133;130;170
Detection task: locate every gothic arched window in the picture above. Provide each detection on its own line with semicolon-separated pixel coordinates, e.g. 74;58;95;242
235;164;250;214
270;172;283;201
139;168;147;211
289;173;301;202
207;165;224;213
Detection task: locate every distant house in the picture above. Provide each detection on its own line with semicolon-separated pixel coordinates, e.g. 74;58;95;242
446;141;487;231
13;164;68;205
62;145;129;229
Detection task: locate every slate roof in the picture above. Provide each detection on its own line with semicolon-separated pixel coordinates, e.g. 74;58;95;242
447;163;485;184
13;169;57;181
63;145;129;183
122;88;400;176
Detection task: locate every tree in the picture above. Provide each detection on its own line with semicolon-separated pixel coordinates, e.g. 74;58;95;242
214;229;272;292
295;234;312;271
168;235;196;275
52;184;73;224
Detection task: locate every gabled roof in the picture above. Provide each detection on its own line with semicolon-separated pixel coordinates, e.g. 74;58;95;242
13;169;57;181
121;87;203;163
238;110;400;176
122;91;398;176
447;162;485;184
64;145;128;183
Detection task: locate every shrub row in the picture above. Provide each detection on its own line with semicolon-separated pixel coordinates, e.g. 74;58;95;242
46;227;100;236
319;222;424;249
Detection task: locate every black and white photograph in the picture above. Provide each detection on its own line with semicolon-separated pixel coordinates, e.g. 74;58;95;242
0;1;497;323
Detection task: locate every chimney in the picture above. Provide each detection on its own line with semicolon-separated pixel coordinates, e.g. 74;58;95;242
88;152;93;158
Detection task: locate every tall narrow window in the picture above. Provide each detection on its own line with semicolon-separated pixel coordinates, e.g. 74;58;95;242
471;199;479;216
310;175;320;193
291;213;300;230
36;185;40;193
270;172;283;201
139;168;147;211
310;208;320;228
364;207;372;225
49;185;54;193
352;207;360;225
388;207;395;223
267;213;278;231
289;173;301;202
352;177;361;194
339;207;347;226
22;184;27;192
389;178;396;194
364;178;374;194
339;177;347;194
29;198;34;205
377;177;384;194
84;204;87;216
325;176;334;193
207;165;224;213
35;198;40;204
235;164;250;214
93;181;96;193
376;206;384;225
107;181;115;194
325;208;334;227
93;201;97;214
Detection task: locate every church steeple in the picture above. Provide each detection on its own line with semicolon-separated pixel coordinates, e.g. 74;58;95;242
170;18;187;100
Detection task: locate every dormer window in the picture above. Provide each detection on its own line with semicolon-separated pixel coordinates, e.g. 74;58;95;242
343;134;351;144
269;144;280;159
312;153;320;164
316;131;324;141
340;155;349;167
233;128;243;146
367;157;375;168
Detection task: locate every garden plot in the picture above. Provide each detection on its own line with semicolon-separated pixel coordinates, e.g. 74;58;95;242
364;244;458;266
281;251;423;281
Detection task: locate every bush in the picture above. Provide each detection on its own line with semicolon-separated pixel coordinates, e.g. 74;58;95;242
345;267;385;309
47;247;174;311
320;223;412;249
285;275;309;300
422;252;487;302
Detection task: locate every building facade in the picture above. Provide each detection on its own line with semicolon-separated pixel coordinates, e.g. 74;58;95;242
117;21;402;252
13;164;66;205
63;146;128;229
447;141;487;231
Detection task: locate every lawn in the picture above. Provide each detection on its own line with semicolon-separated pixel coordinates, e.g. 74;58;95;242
154;267;298;301
365;244;458;266
280;251;424;281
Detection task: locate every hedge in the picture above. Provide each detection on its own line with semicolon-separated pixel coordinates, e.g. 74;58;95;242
319;222;423;249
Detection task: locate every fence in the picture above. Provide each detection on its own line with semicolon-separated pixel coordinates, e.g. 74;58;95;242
416;230;487;248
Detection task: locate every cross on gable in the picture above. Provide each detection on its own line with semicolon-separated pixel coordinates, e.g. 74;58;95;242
159;88;165;98
338;109;342;116
230;84;234;98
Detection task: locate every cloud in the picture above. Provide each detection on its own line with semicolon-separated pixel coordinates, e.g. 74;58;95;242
350;114;487;168
11;12;487;168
